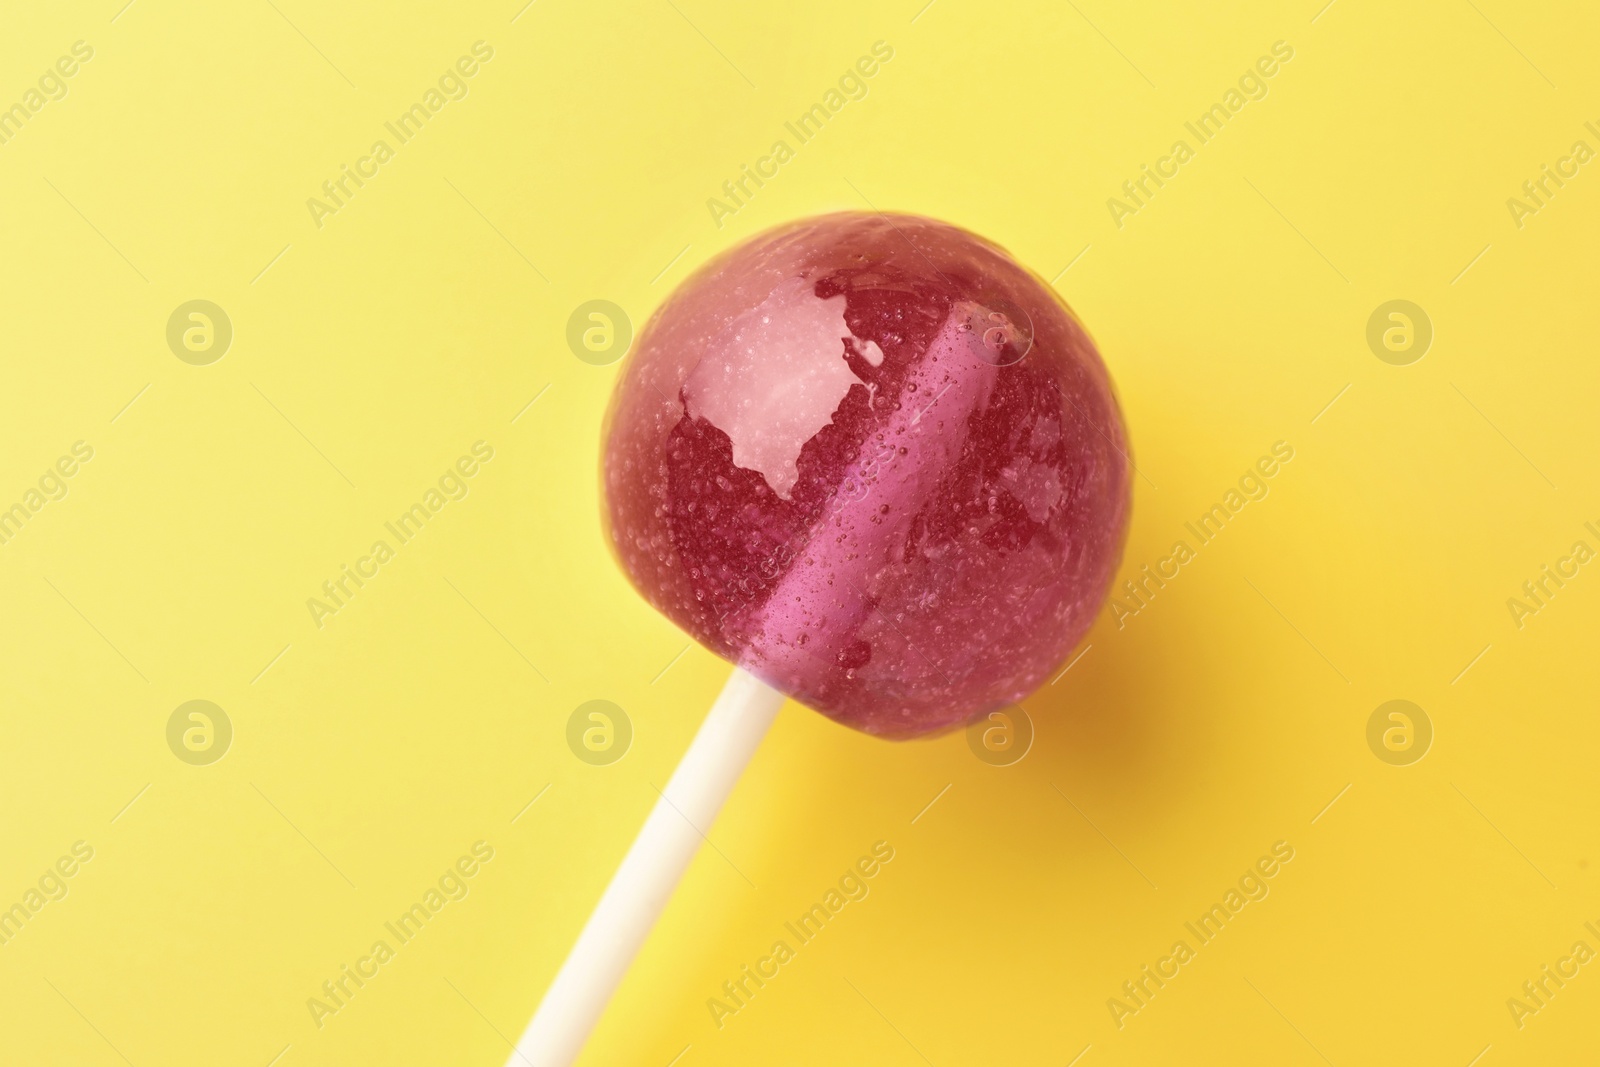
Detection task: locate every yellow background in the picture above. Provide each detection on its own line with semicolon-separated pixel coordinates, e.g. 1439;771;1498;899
2;0;1597;1064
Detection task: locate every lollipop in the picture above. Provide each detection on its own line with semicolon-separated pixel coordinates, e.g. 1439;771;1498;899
509;213;1130;1065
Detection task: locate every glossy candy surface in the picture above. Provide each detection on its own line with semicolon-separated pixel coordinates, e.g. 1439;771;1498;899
603;213;1130;737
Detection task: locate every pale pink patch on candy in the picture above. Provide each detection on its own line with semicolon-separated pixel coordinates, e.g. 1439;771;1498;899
602;213;1130;738
683;277;883;500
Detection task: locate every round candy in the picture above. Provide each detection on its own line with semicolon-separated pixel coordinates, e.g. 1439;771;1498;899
603;213;1130;738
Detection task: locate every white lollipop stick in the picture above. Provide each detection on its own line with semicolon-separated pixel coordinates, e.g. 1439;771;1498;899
506;666;786;1067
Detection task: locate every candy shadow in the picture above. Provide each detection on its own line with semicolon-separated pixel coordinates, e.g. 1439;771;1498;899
1021;591;1231;813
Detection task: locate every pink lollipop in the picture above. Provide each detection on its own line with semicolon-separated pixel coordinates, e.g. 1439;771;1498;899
510;213;1130;1065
